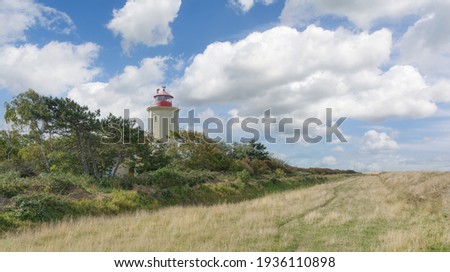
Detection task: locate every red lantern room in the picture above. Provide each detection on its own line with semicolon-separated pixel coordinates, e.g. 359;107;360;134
153;86;173;107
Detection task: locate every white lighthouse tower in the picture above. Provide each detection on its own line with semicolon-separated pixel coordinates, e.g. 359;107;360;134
147;87;179;141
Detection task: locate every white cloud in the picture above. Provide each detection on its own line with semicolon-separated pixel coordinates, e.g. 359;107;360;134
321;155;337;165
68;57;167;119
396;2;450;78
360;130;399;153
175;25;448;122
0;0;74;44
229;0;274;13
332;146;344;153
279;0;433;29
349;161;382;172
107;0;182;52
0;42;100;95
279;1;450;80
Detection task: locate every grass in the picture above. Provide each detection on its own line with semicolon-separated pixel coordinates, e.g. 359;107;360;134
0;172;449;251
0;169;335;231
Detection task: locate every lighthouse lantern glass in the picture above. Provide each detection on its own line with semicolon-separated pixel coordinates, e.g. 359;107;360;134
156;96;172;102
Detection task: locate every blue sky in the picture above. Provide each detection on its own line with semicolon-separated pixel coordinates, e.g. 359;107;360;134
1;0;450;171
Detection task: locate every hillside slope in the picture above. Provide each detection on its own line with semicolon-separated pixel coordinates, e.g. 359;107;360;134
0;172;449;251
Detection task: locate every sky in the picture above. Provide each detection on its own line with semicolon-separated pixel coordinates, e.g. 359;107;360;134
1;0;450;171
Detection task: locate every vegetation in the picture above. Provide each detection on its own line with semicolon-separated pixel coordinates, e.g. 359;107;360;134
0;89;357;235
0;172;448;251
0;168;346;234
1;90;447;252
2;89;316;178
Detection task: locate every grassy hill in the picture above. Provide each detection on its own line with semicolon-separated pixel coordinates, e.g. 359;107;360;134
0;172;449;251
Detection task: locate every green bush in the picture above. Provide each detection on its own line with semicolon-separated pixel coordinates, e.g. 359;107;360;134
274;168;285;178
0;160;36;178
108;190;144;211
248;159;271;175
296;168;358;175
137;168;185;187
0;170;21;181
230;159;254;175
96;176;136;190
153;168;184;187
71;199;105;216
183;170;218;186
0;213;17;233
237;169;251;182
44;177;79;194
14;194;72;222
137;169;219;188
72;190;156;216
270;168;285;183
0;178;29;198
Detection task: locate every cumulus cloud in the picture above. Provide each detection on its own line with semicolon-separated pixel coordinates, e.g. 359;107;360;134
396;2;450;78
279;0;450;80
0;42;100;95
68;57;167;119
333;146;344;153
0;0;74;44
174;25;447;122
360;130;399;153
279;0;432;29
107;0;182;52
321;155;337;165
349;161;382;172
229;0;275;13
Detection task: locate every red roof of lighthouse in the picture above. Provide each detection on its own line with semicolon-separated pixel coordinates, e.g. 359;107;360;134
154;88;174;98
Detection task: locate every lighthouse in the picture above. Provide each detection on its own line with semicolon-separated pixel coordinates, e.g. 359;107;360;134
147;87;180;141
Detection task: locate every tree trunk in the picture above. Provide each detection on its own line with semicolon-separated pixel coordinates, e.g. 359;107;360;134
38;138;51;173
34;121;51;173
76;131;90;175
86;135;100;180
112;151;124;177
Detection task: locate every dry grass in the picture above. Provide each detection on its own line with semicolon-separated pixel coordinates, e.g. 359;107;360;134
0;172;449;251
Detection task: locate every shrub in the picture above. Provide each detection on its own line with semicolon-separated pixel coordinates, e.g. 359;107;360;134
108;190;144;211
183;170;218;186
134;172;153;186
230;159;254;175
0;160;36;178
137;169;219;188
0;213;17;233
152;168;186;187
296;168;358;175
274;168;285;178
71;199;105;216
247;159;271;175
114;177;136;190
0;170;21;181
0;178;29;198
14;194;71;222
264;159;295;174
44;177;79;194
93;175;136;190
237;169;251;183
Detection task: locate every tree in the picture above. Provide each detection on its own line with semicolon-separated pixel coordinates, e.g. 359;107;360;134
0;129;23;162
100;114;142;176
45;96;101;178
247;139;270;160
4;90;52;173
47;135;84;174
231;140;270;161
170;131;232;171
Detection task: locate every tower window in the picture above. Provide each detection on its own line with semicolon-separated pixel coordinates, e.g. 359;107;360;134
154;116;157;122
